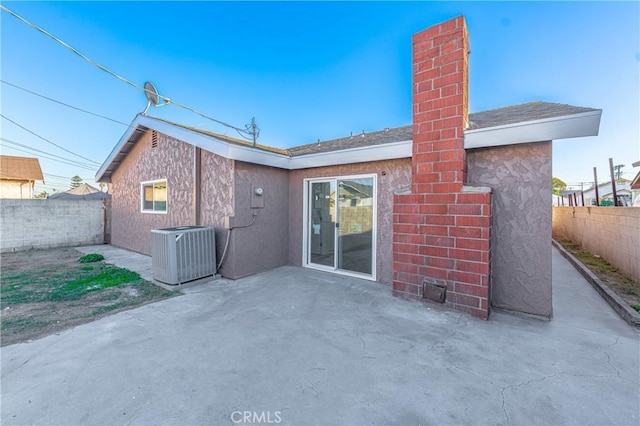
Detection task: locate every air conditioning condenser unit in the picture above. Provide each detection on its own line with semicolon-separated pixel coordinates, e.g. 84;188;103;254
151;226;216;285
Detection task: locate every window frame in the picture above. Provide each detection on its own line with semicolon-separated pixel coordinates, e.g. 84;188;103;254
140;179;168;214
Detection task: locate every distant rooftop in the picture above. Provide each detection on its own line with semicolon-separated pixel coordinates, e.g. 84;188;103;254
0;155;44;182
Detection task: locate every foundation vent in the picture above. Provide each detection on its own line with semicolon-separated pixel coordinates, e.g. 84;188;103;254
423;277;447;303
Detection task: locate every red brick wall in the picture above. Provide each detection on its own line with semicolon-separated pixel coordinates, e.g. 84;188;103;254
392;16;493;319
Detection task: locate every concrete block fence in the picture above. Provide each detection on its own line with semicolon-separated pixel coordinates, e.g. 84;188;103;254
0;199;108;253
553;206;640;282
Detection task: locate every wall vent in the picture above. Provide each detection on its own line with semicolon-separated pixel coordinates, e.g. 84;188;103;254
151;226;216;285
423;277;447;303
151;130;158;148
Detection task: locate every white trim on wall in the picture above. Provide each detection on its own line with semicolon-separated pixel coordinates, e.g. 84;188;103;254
140;178;168;214
303;173;378;282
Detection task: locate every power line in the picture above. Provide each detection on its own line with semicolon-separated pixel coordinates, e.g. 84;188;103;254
1;137;98;168
0;5;259;141
0;140;96;171
0;5;144;92
1;80;131;127
44;172;94;180
0;114;101;165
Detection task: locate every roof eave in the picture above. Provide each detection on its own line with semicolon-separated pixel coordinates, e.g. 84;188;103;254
463;109;602;149
96;114;148;182
288;140;412;170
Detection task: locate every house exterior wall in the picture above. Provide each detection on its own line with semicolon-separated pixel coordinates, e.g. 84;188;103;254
1;199;104;252
0;180;34;199
222;162;290;279
553;206;640;282
110;131;199;255
288;159;412;285
467;142;553;318
200;149;236;277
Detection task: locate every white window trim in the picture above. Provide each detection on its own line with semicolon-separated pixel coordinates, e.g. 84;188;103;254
140;179;168;214
302;173;377;281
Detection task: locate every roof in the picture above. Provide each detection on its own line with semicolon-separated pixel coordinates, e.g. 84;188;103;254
467;102;599;130
0;155;44;182
288;126;413;156
96;101;602;182
156;118;289;156
49;183;111;200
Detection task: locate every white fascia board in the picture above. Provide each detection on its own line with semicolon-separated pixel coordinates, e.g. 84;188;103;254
98;115;414;177
95;114;147;182
288;140;412;169
464;110;602;149
145;118;291;169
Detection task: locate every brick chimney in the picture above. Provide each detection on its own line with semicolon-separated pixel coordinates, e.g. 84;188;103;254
392;16;492;319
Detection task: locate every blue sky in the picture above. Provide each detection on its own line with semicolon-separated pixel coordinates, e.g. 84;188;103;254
1;1;638;194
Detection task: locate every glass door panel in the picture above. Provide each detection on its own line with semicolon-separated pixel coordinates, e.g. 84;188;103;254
337;177;374;275
309;181;336;268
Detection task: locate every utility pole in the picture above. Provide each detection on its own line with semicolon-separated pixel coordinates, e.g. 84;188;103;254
613;164;625;180
593;167;600;206
609;158;618;206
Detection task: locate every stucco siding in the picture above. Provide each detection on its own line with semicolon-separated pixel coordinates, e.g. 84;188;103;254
200;150;236;277
467;141;553;317
223;162;290;279
110;131;196;255
0;181;34;199
288;159;412;285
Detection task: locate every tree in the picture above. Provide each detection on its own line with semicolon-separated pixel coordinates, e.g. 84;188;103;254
70;175;83;189
552;177;567;196
35;190;49;199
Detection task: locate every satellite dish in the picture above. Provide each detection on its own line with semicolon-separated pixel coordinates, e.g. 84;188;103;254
142;81;163;115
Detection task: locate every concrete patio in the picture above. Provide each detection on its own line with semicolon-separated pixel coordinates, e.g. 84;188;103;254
1;246;638;425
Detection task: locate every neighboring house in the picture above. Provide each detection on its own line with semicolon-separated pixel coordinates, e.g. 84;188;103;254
631;160;640;206
49;183;111;200
0;155;44;199
581;179;633;206
97;17;601;320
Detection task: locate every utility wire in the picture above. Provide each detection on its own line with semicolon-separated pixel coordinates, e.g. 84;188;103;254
44;172;93;180
0;114;101;165
0;140;96;171
0;5;259;141
1;137;98;168
1;80;130;127
0;5;144;92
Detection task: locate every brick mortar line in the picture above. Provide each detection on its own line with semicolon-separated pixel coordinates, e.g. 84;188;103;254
552;239;640;328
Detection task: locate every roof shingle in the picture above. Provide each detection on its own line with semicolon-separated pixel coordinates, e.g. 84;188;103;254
0;155;44;181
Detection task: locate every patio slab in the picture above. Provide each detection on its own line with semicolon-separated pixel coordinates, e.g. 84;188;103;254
1;247;638;425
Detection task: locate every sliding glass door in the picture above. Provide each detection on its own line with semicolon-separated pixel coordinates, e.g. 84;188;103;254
306;175;376;279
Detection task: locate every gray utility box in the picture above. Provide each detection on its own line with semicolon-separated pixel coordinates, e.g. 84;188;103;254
151;226;216;285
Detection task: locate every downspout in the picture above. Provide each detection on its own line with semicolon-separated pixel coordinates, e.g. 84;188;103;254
194;146;202;225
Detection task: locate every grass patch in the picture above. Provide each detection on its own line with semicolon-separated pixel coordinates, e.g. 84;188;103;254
632;305;640;313
78;253;105;263
47;267;141;301
0;248;177;346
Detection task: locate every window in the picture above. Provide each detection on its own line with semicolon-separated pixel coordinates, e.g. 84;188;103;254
141;179;167;213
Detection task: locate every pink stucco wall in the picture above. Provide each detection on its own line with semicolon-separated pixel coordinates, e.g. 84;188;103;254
288;158;412;285
110;130;234;255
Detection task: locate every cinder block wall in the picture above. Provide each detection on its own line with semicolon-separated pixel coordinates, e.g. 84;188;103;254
392;16;493;319
1;199;105;252
553;207;640;282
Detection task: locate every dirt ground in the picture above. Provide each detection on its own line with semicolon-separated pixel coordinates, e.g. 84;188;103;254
1;247;176;346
